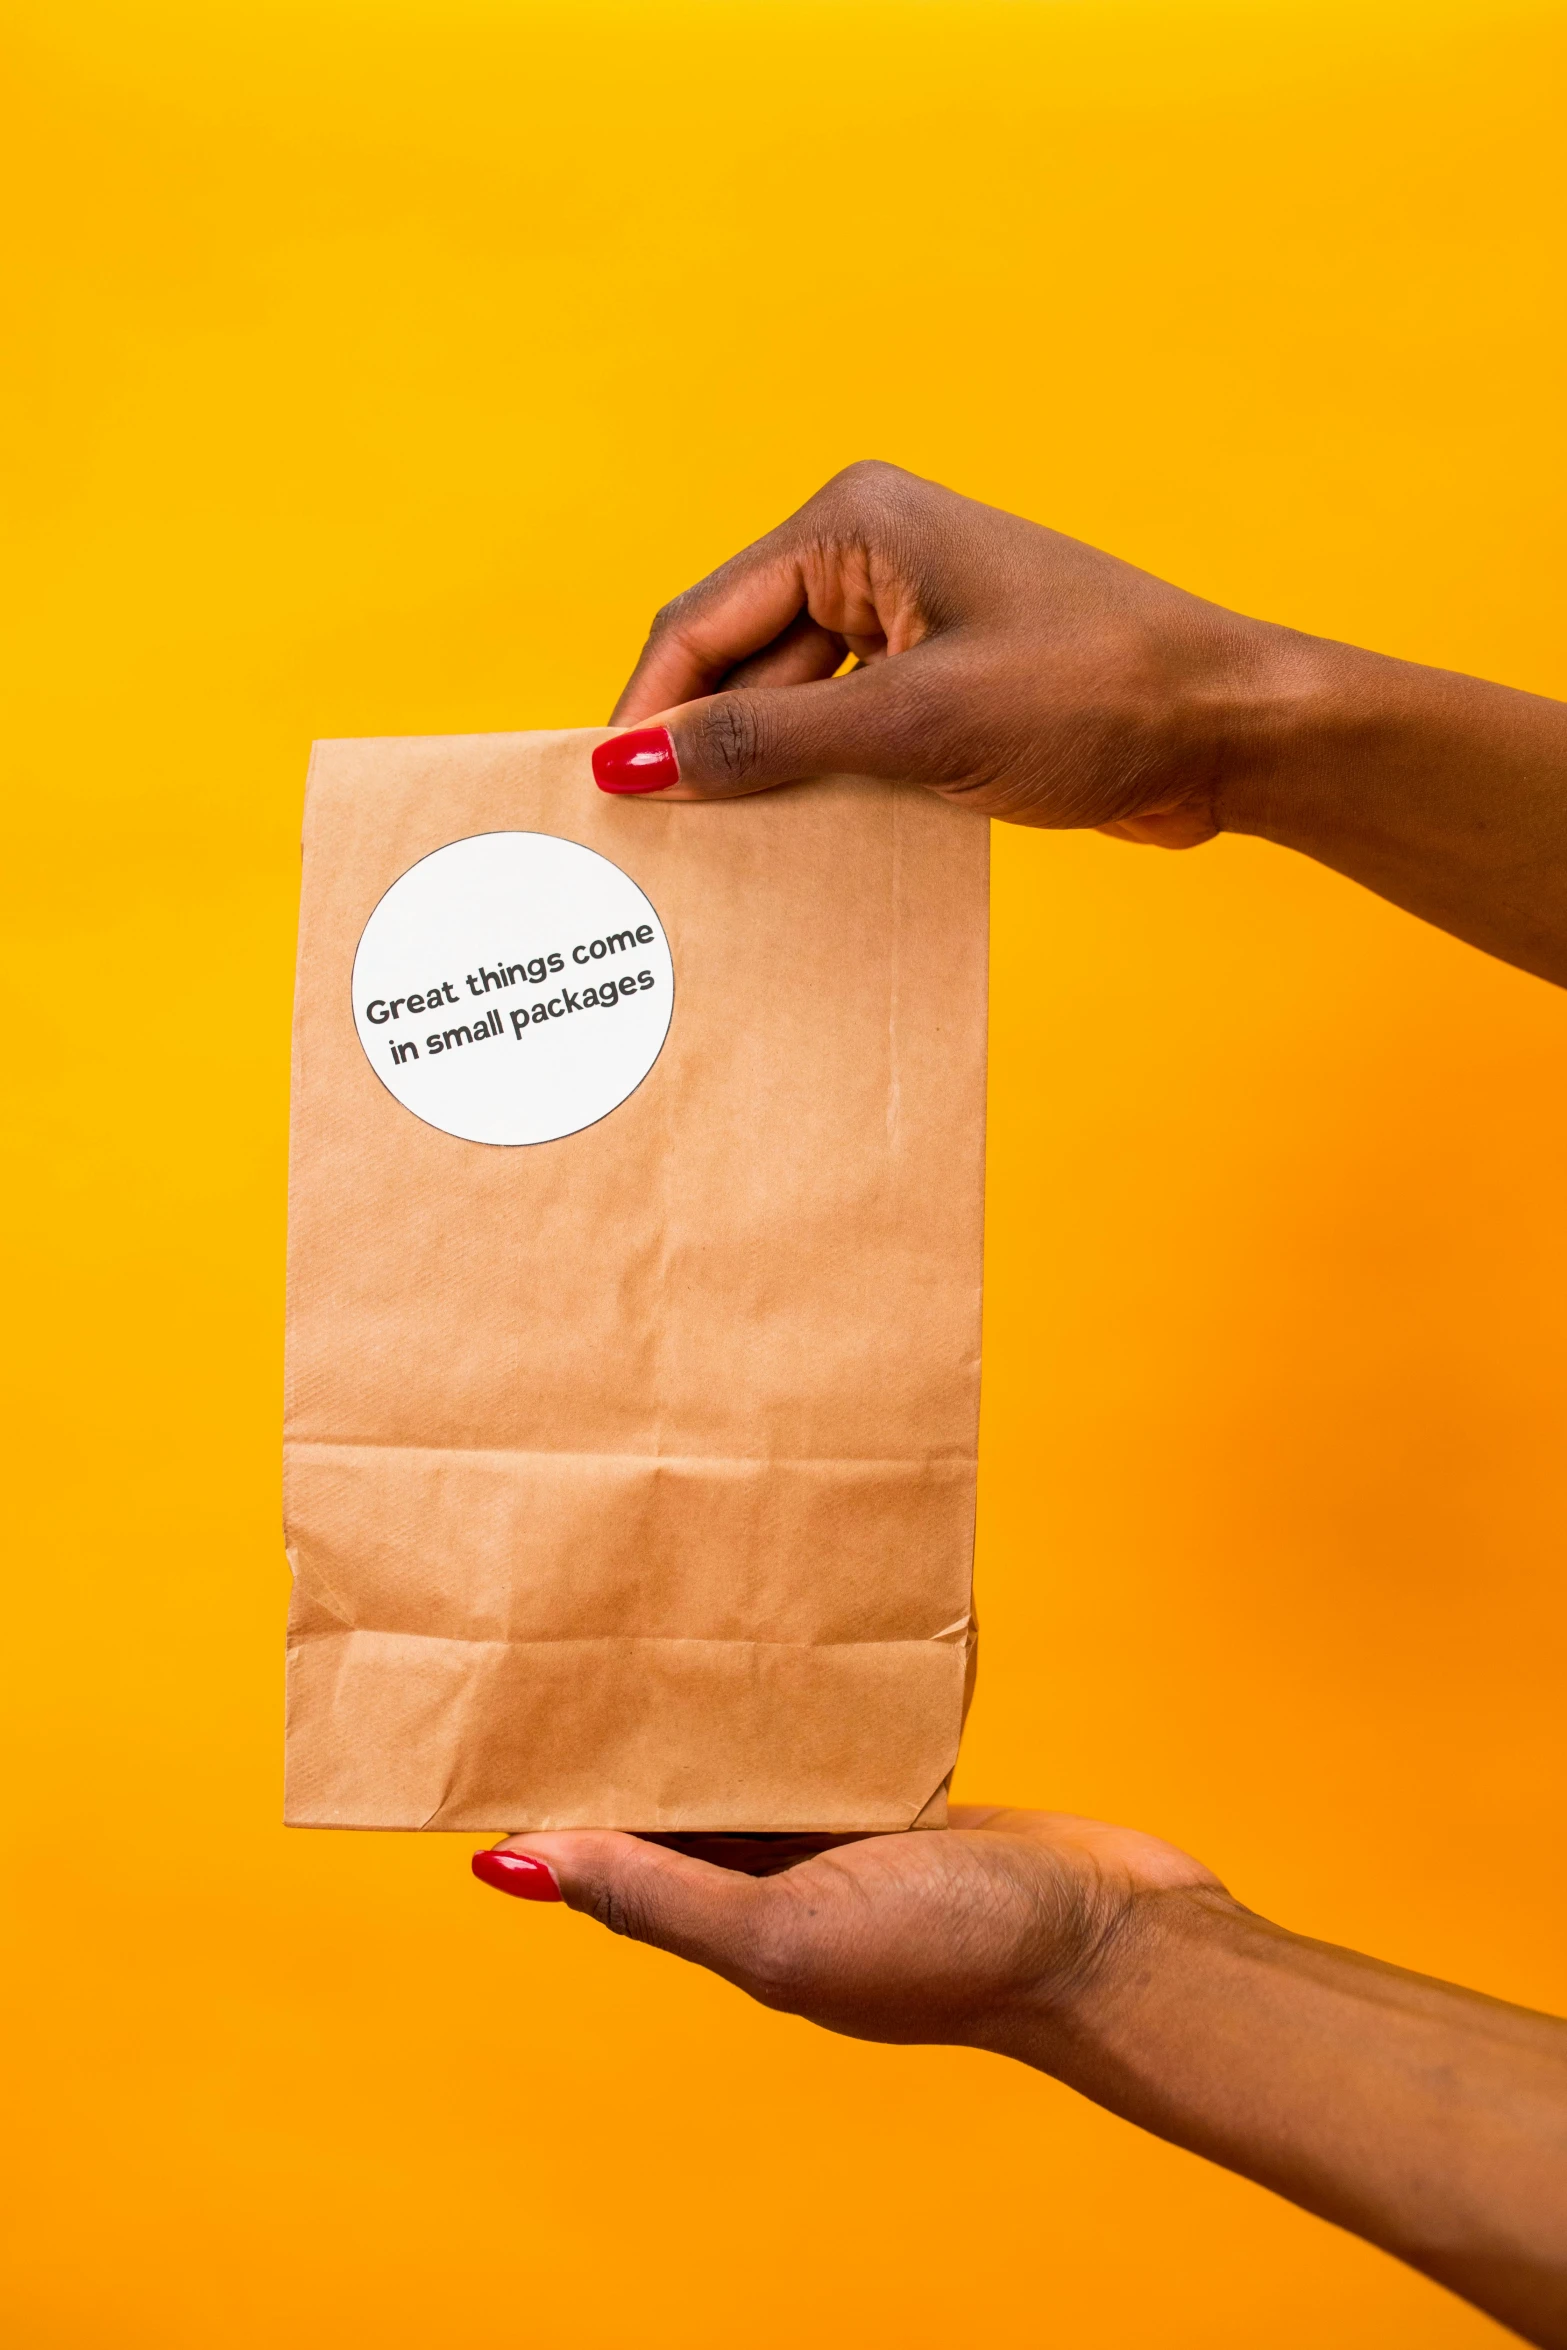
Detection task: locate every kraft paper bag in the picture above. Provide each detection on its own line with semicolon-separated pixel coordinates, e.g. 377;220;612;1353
284;729;988;1831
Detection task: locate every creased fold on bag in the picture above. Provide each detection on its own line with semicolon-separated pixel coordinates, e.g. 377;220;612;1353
284;730;988;1831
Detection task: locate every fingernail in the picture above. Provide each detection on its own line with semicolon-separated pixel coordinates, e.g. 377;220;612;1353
593;727;679;794
472;1848;562;1902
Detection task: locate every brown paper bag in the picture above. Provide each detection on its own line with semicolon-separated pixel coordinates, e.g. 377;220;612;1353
283;729;988;1831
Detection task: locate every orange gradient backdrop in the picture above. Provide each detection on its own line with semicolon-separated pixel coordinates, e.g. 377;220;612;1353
4;3;1565;2343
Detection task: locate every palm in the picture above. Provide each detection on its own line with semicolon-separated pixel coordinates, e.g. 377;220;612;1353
650;1808;1218;2049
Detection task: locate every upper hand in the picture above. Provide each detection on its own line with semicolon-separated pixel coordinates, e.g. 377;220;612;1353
604;460;1283;846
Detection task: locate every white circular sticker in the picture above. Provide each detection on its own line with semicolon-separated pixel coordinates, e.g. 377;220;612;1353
351;832;674;1145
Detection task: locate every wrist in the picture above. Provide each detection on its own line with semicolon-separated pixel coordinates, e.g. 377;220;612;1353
1101;615;1375;851
982;1882;1249;2075
1208;621;1389;845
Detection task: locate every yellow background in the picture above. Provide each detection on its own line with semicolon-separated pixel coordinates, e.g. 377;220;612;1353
5;2;1565;2342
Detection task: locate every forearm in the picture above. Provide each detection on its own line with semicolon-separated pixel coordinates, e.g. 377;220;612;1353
1220;632;1567;988
996;1888;1567;2346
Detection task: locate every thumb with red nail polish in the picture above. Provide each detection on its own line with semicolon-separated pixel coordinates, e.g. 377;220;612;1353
594;657;928;807
472;1846;562;1901
592;726;680;795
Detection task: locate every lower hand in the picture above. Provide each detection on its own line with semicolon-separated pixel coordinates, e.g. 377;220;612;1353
475;1809;1567;2348
472;1806;1221;2052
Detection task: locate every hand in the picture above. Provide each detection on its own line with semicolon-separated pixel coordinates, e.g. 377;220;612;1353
473;1806;1220;2052
600;459;1567;987
476;1808;1567;2347
601;458;1283;845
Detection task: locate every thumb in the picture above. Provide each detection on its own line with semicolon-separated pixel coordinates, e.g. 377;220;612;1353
591;660;949;803
475;1830;782;1984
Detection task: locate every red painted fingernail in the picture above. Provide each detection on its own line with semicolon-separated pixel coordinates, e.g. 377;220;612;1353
472;1848;562;1901
593;727;679;794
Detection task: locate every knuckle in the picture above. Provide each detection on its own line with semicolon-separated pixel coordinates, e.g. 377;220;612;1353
647;587;696;642
585;1876;653;1943
700;692;764;782
641;558;746;659
833;456;907;496
822;458;923;522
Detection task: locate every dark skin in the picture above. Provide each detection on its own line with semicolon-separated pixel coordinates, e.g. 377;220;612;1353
476;465;1567;2345
609;458;1567;986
